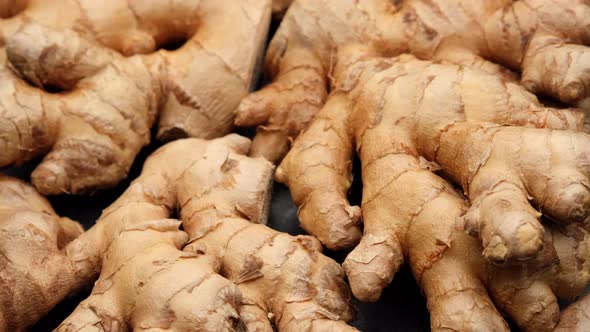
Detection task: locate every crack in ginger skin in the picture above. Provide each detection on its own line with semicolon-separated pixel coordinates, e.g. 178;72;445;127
276;47;590;331
237;0;590;162
271;0;293;19
0;135;356;331
0;0;271;195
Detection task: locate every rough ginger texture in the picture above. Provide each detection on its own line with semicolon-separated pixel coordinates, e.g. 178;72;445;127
0;173;242;331
0;175;84;330
555;293;590;331
275;43;590;331
0;135;356;331
236;0;590;163
0;0;270;195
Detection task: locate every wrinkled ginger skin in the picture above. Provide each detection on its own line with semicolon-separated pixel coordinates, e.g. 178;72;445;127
0;135;357;331
184;219;357;332
147;136;357;331
4;26;162;195
0;0;271;195
59;135;356;331
276;48;590;331
57;219;243;332
0;176;83;331
238;0;590;162
55;135;271;331
279;52;584;257
0;155;243;331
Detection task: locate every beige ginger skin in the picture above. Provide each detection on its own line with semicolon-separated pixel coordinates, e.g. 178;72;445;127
237;0;590;162
275;44;590;330
0;175;84;330
556;293;590;331
3;0;590;330
0;0;271;194
0;135;356;331
237;2;590;328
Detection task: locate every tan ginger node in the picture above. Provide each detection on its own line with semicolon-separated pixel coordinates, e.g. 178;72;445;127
0;0;271;194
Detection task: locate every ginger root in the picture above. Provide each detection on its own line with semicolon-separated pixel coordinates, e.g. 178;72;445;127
0;166;242;331
0;0;271;194
1;135;356;331
556;293;590;331
57;218;243;332
238;0;590;162
276;47;590;330
66;134;356;331
0;175;83;331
